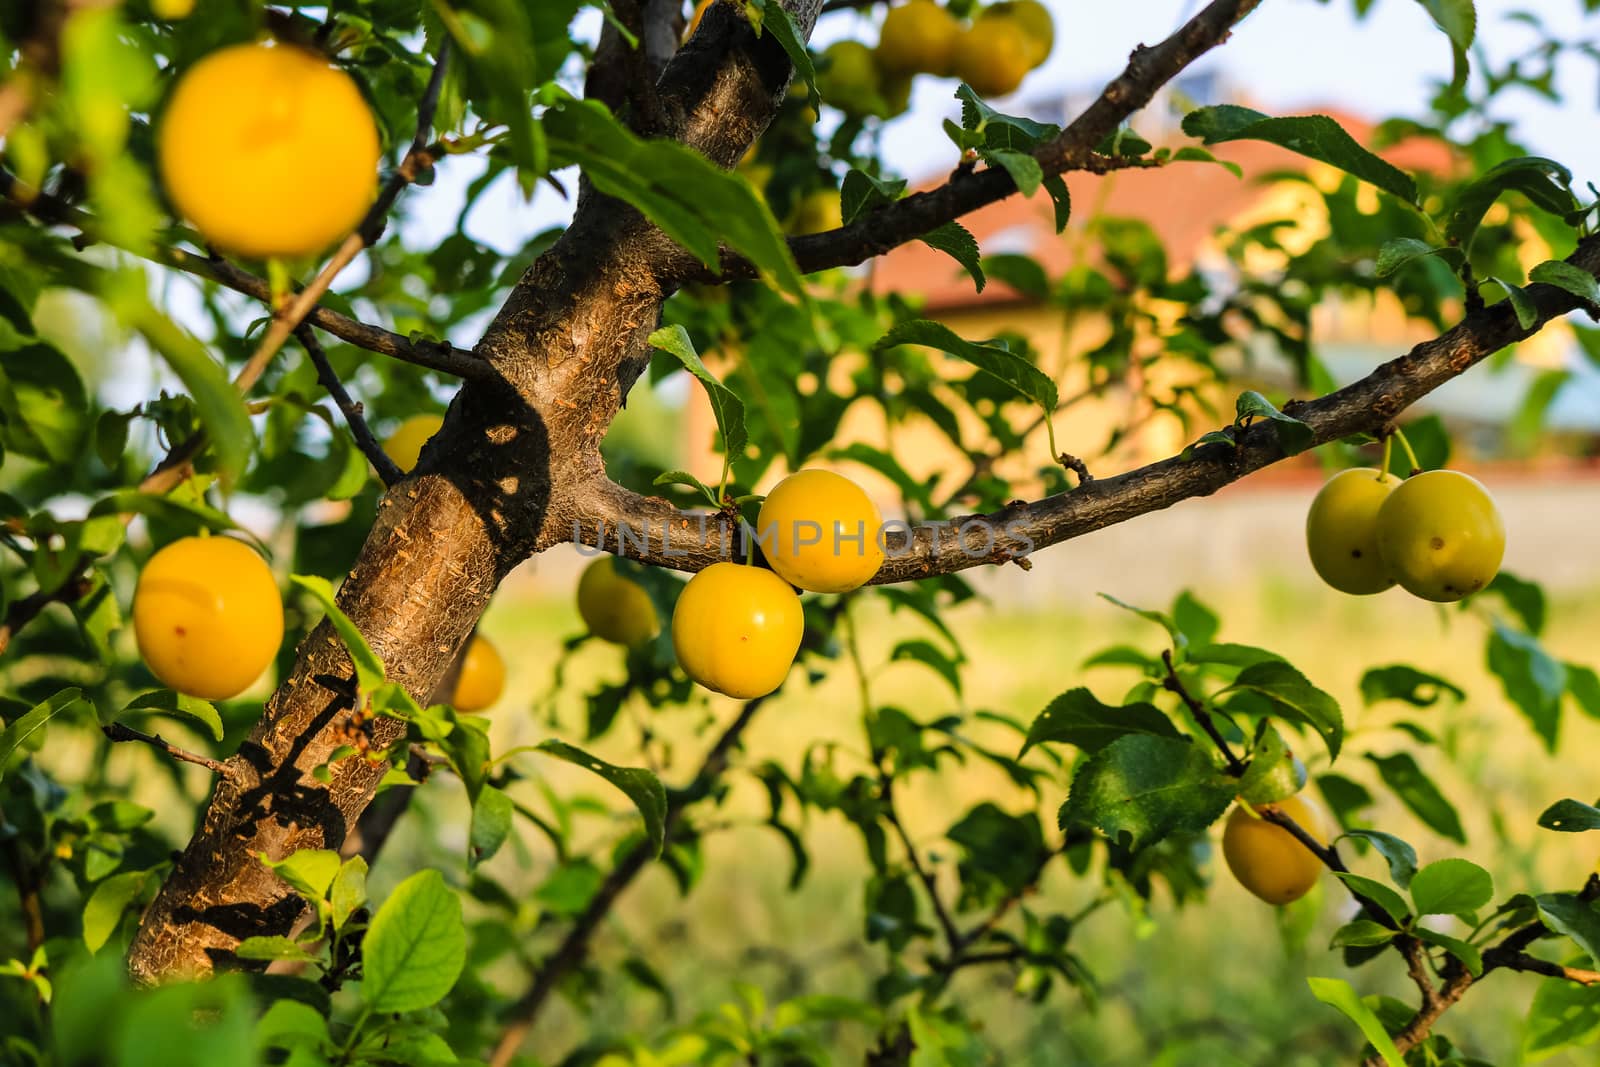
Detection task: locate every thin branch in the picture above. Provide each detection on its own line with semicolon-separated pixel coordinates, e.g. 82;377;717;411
1161;649;1245;775
103;722;231;776
571;235;1600;578
879;772;962;951
0;805;45;953
299;327;403;487
0;175;488;379
488;696;771;1067
0;570;92;656
672;0;1263;283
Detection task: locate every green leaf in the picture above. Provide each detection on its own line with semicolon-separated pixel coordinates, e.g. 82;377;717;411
919;222;986;293
954;85;1061;150
1480;571;1547;635
840;169;907;224
1374;237;1461;279
1182;106;1418;204
1410;858;1493;918
1041;174;1070;233
1020;688;1180;757
289;574;385;693
1570;664;1600;720
1530;260;1600;307
545;98;802;297
984;148;1043;196
255;999;329;1050
1445;157;1577;247
536;740;668;858
1308;977;1404;1066
82;869;152;954
1414;926;1483;976
330;856;368;931
258;849;342;902
874;319;1058;411
1341;830;1418;888
1061;735;1233;850
890;639;963;696
234;936;319;963
362;869;467;1012
1537;893;1600;964
1366;753;1466;844
754;1;819;110
121;691;222;742
1487;620;1566;752
0;321;90;465
469;785;514;869
1358;665;1464;708
1224;660;1343;759
1525;978;1600;1055
1235;391;1313;455
119;296;254;487
1336;872;1411;925
0;688;88;782
649;325;747;463
1493;276;1540;329
1329;920;1397;949
1540;799;1600;833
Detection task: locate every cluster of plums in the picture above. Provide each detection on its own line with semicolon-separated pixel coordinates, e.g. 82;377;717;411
579;468;884;700
1306;467;1505;602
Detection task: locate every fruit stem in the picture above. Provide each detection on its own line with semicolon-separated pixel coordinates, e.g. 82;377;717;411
1392;425;1422;475
1043;407;1060;469
1378;434;1393;480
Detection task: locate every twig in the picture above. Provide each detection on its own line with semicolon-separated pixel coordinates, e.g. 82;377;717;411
488;696;771;1067
879;772;962;952
1160;649;1245;775
299;328;403;487
0;570;92;656
232;42;452;393
103;721;231;776
0;806;45;953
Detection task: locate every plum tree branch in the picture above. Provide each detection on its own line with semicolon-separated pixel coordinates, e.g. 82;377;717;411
103;722;233;776
298;328;403;488
573;235;1600;579
671;0;1263;283
0;173;489;380
1161;649;1245;775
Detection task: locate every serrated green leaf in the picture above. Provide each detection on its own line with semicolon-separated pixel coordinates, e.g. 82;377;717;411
1235;390;1313;455
82;869;153;954
121;690;222;742
1446;157;1576;247
1020;688;1179;757
1336;872;1411;925
290;574;385;693
1329;919;1397;948
0;688;88;782
259;849;342;902
1375;237;1461;279
1410;858;1493;918
1061;735;1233;850
649;325;747;464
1359;665;1465;708
362;869;466;1012
1342;830;1419;888
1488;620;1566;752
1540;799;1600;833
875;319;1057;411
1182;106;1418;205
1414;926;1483;975
1493;276;1541;329
330;855;368;931
536;740;668;857
1536;893;1600;964
919;221;985;293
840;169;907;224
1367;752;1466;844
1530;259;1600;306
469;784;514;869
1224;660;1343;759
755;2;819;110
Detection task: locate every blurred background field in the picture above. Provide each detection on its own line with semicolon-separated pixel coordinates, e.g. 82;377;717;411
342;472;1600;1067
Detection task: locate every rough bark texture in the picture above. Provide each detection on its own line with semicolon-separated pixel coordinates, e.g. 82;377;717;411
126;0;815;984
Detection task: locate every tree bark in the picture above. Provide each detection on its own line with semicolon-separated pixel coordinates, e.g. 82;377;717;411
125;0;813;984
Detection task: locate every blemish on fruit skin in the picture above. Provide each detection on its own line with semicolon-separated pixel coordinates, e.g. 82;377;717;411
1430;536;1445;550
1351;549;1362;559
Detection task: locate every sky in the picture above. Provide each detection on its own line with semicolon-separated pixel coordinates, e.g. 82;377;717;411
401;0;1600;260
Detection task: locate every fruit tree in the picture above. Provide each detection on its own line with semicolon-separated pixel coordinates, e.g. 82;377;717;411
2;1;1599;1064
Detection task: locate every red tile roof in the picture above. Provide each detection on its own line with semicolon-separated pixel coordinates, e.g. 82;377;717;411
870;107;1455;310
